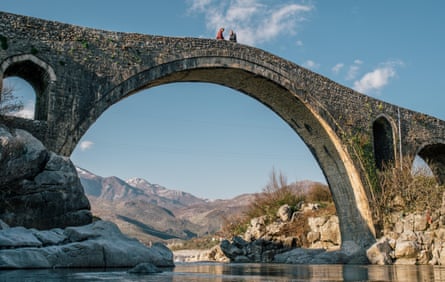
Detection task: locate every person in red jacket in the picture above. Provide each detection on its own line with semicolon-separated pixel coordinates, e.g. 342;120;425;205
216;27;225;40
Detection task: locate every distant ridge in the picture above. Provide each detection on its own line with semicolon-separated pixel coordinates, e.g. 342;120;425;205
76;167;326;243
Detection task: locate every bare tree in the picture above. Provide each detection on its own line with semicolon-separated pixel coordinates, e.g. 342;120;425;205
0;84;24;115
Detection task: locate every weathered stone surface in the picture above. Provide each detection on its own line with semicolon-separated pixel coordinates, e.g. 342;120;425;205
308;215;341;248
394;241;419;259
0;125;92;229
0;226;42;248
244;216;267;241
0;220;174;269
0;126;47;185
32;229;66;246
319;216;340;245
277;204;292;222
366;237;393;265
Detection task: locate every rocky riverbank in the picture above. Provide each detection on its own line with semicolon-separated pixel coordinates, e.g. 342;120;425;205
178;200;445;265
0;219;174;268
367;208;445;265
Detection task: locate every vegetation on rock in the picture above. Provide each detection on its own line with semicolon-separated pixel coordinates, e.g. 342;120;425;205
374;157;445;233
219;169;335;241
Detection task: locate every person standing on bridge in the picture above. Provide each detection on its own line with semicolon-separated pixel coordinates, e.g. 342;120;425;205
229;29;237;42
216;27;225;40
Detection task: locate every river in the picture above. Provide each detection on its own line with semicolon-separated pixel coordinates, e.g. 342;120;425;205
1;263;445;281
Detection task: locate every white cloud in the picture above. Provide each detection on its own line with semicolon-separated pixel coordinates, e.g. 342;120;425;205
345;60;363;80
79;141;94;151
303;60;319;70
353;60;403;94
295;40;303;47
332;63;344;74
187;0;313;45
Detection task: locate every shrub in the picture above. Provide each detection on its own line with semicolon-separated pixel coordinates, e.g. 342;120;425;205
375;157;445;228
219;214;249;238
245;169;305;224
219;169;335;239
306;183;332;202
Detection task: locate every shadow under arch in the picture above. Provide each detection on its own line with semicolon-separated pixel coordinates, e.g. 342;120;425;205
417;141;445;185
74;56;377;248
373;115;396;170
0;54;56;120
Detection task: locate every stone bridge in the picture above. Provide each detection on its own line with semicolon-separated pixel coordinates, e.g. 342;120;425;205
1;11;445;249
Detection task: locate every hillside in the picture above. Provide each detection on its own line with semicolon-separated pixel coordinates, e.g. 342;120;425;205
77;167;329;245
76;167;254;243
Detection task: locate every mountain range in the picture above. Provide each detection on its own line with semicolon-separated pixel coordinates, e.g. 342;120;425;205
76;167;253;244
77;167;326;245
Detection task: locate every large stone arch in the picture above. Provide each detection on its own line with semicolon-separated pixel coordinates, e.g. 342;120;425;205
0;54;56;121
73;56;376;248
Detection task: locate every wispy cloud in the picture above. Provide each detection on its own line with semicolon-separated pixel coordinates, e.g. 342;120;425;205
187;0;313;45
331;63;344;74
79;141;94;151
303;60;319;70
346;59;363;80
353;60;403;94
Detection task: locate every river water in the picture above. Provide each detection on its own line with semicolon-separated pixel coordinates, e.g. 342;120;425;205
2;263;445;281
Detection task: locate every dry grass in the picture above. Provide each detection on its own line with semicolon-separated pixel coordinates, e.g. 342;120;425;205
219;169;336;239
375;157;445;229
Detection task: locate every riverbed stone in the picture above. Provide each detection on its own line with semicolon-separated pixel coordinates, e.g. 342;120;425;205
366;237;393;265
0;220;174;269
394;241;419;259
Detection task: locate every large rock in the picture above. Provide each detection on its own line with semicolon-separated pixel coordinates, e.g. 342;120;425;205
277;204;292;222
0;125;92;229
0;220;174;268
0;126;47;185
366;237;393;265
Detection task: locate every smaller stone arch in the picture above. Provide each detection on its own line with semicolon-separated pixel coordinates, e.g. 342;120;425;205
417;142;445;185
1;54;56;120
373;115;396;170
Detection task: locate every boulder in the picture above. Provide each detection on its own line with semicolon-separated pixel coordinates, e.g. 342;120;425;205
366;237;393;265
277;204;292;222
0;220;174;269
0;125;92;229
0;126;47;185
414;213;428;232
244;216;267;241
394;241;419;259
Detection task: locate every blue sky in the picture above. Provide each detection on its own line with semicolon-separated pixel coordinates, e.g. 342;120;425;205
1;1;444;199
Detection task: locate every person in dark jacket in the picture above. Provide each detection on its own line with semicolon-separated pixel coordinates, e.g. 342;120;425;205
229;30;237;42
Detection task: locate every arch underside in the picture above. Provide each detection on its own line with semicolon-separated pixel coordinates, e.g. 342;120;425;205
373;117;395;170
80;62;376;248
1;55;55;121
418;144;445;185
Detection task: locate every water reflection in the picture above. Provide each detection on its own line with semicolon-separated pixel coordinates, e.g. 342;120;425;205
1;263;444;281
